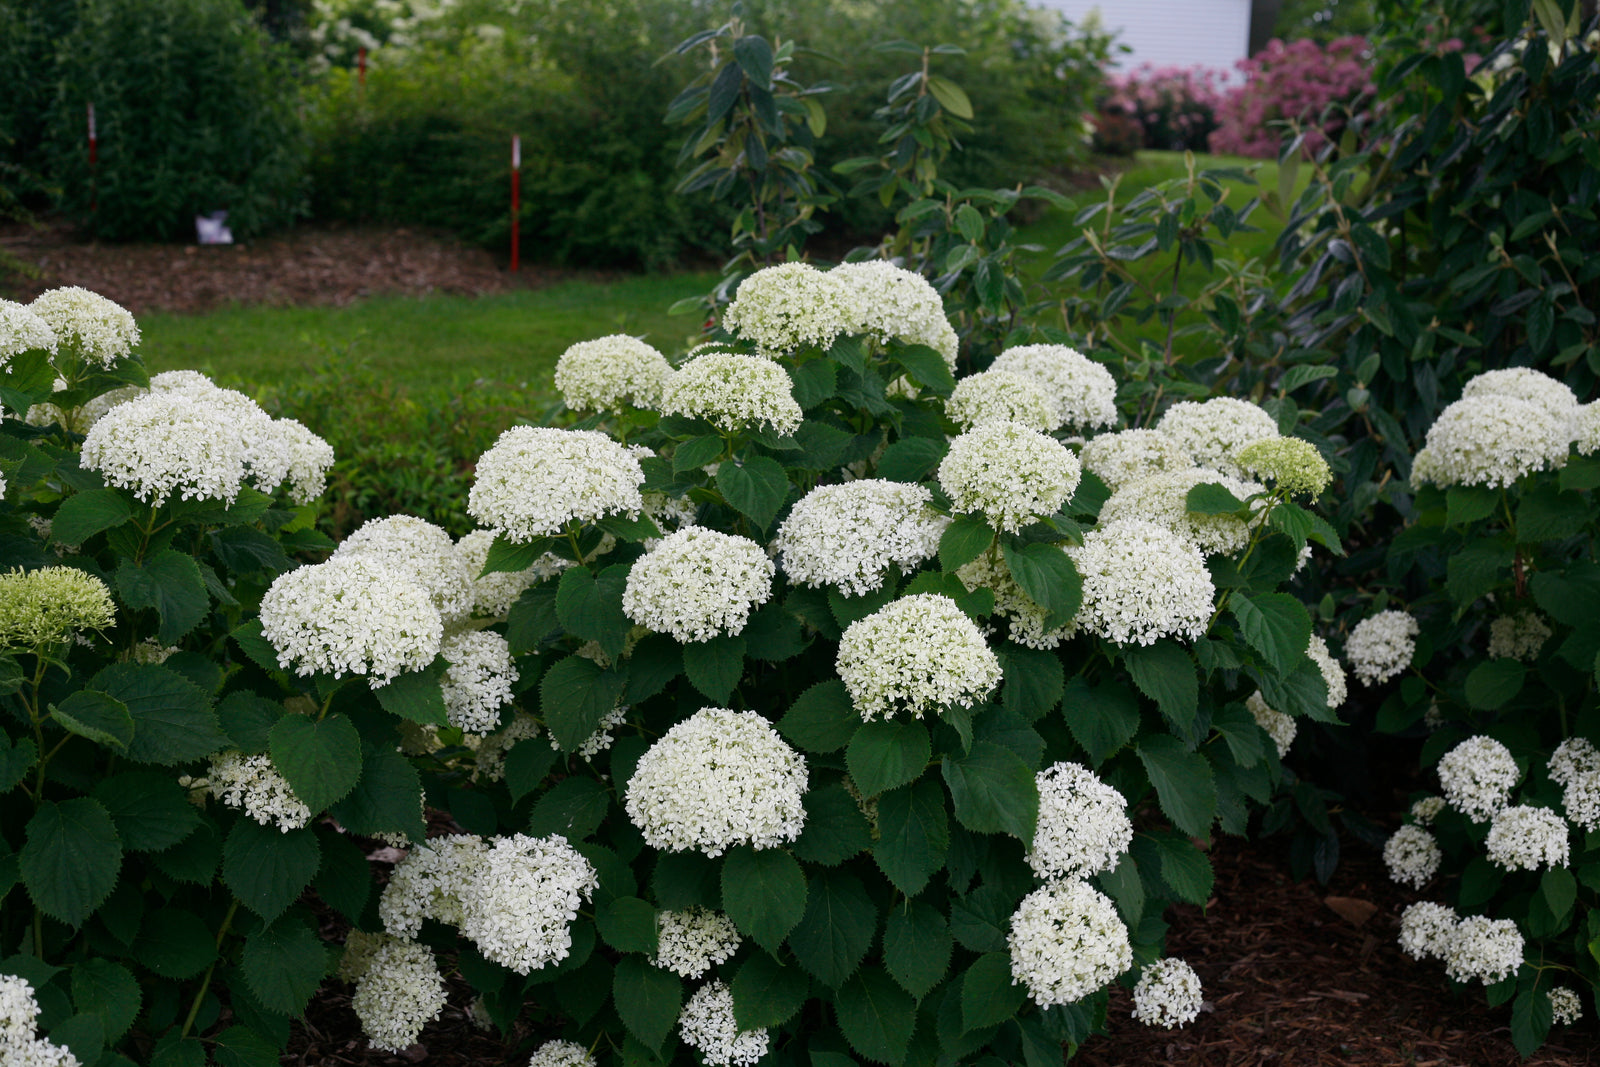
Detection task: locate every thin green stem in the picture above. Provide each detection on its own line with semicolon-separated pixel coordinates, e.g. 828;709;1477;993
180;898;240;1038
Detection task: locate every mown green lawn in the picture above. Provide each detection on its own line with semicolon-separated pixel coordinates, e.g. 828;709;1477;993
136;151;1304;394
139;272;717;392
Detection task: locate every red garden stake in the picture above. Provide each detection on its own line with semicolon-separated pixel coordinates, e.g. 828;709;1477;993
510;134;521;273
358;47;367;86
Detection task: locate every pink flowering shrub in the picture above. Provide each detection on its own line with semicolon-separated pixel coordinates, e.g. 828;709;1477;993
1209;36;1373;158
1099;63;1227;153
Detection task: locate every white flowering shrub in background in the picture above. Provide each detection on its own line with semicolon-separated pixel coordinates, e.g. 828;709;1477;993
0;270;1344;1066
1367;366;1600;1055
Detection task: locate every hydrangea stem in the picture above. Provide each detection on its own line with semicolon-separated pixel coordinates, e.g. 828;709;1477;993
180;898;239;1038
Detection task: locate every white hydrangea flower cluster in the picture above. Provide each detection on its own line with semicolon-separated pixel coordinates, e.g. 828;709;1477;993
1382;824;1441;888
1438;735;1520;824
938;421;1082;532
526;1039;597;1067
260;555;444;687
1026;763;1133;881
351;939;448;1052
335;515;475;624
0;975;80;1067
722;262;860;354
1246;692;1297;758
1097;467;1264;556
457;834;599;975
0;299;57;364
1007;879;1133;1006
472;714;542;783
81;392;251;505
337;929;390;983
1410;395;1569;489
625;707;807;856
440;630;518;735
1484;805;1569;871
660;350;804;436
554;334;674;413
773;480;947;598
553;702;628;759
1549;737;1600;831
1344;610;1419;686
1131;958;1204;1029
1487;611;1551;661
29;286;139;368
989;345;1118;432
1572;402;1600;455
1549;986;1583;1027
622;526;774;642
274;417;337;505
1155;397;1280;479
24;380;140;436
454;529;571;618
380;834;489;938
1306;635;1348;709
1397;901;1459;961
678;980;770;1067
1066;519;1214;646
469;426;645;543
835;594;1002;721
652;907;743;978
830;260;959;366
956;548;1070;650
945;370;1057;431
1410;796;1446;826
1078;428;1195;490
203;750;312;831
1461;366;1579;414
1443;915;1525;985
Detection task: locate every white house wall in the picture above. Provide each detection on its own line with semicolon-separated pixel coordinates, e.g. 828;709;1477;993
1035;0;1252;77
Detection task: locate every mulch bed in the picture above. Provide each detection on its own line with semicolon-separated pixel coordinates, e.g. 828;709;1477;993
0;219;563;314
283;831;1596;1067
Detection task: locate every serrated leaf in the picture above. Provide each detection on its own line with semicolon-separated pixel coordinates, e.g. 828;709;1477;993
51;689;133;752
558;564;633;662
790;869;876;988
891;345;956;397
683;633;746;704
115;549;208;643
731;952;809;1030
230;619;283;675
996;645;1063;721
847;720;930;797
779;679;859;753
529;776;611;840
210;1025;281;1067
1446;485;1499;526
1001;542;1081;627
836;966;916;1066
883;900;951;998
1124;639;1199;737
269;713;361;814
1186;482;1248;515
941;741;1038;843
21;798;121;927
613;957;682;1054
1446;545;1509;610
1510;979;1552;1058
51;489;132;546
48;1013;104;1067
241;915;329;1016
542;655;627;753
149;818;221;886
1151;830;1213;904
92;770;199;851
217;691;281;754
222;820;319;922
962;952;1025;1032
793;781;872;866
312;830;371;922
505;739;558;805
874;778;948;895
506;581;560;653
1230;592;1312;675
718;456;789;530
93;662;225;765
722;846;807;953
1062;677;1139;766
939;515;994;572
372;658;449;725
1464;658;1526;709
0;734;36;795
70;958;139;1042
596;897;658;954
482;533;555;575
876;438;947;483
1541;866;1576;922
328;742;425;844
1136;737;1217;837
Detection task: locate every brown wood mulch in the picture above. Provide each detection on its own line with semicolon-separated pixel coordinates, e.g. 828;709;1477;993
283;831;1596;1067
0;219;562;314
